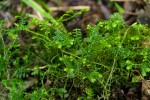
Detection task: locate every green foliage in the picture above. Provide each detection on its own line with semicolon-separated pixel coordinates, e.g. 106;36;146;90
24;88;49;100
114;2;124;14
0;12;150;99
2;79;25;100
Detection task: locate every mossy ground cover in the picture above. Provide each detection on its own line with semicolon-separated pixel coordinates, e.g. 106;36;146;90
1;1;150;100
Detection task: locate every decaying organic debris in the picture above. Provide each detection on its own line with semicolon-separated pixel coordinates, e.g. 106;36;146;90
141;79;150;100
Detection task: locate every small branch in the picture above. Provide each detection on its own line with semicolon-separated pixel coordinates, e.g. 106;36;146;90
124;11;137;16
49;6;90;11
111;0;136;2
39;65;48;69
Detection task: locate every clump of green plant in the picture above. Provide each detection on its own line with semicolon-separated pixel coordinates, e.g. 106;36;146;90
0;12;150;100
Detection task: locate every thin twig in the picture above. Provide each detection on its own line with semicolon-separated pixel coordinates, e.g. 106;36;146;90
111;0;136;2
49;6;90;11
124;11;137;16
